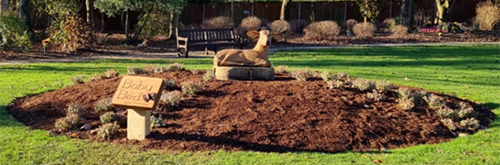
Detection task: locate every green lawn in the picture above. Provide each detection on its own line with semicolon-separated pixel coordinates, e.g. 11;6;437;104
1;44;499;164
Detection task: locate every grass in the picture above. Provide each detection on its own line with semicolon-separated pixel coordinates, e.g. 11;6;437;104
1;44;499;164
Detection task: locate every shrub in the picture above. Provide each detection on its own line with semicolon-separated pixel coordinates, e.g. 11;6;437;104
71;75;85;85
127;66;144;75
50;16;93;53
424;94;447;110
457;102;474;118
96;122;120;139
202;16;234;29
397;88;413;100
441;118;456;131
167;63;185;71
289;19;308;33
303;20;341;40
67;103;84;117
352;22;376;39
190;69;200;74
54;114;79;131
320;70;336;81
398;99;415;111
367;89;386;102
163;79;177;90
269;20;291;34
240;16;261;31
475;1;500;30
0;11;31;52
274;65;289;73
437;107;456;119
375;80;395;93
203;70;215;82
150;114;166;128
143;65;167;74
103;69;119;78
327;80;345;90
352;78;375;92
336;72;349;79
291;68;311;81
181;81;204;96
94;98;113;112
383;18;396;30
391;25;408;38
460;118;479;129
345;19;358;31
160;90;182;107
100;112;119;124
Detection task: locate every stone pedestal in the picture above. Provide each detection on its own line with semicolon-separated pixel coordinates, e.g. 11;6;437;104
127;109;151;140
215;66;274;80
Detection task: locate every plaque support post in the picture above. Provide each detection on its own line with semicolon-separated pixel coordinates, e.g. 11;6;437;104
127;108;151;140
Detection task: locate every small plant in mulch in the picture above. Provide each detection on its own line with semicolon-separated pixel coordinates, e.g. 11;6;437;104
398;98;415;111
460;118;480;129
320;70;336;82
327;79;345;90
336;72;349;79
291;68;311;81
96;122;120;139
190;69;200;74
99;112;121;124
94;98;113;113
375;80;395;93
437;107;457;119
203;70;215;82
54;113;80;132
167;63;185;71
103;69;119;78
274;65;289;73
127;66;144;75
352;78;375;92
160;90;182;107
181;81;204;96
397;88;413;100
67;103;84;117
163;79;177;90
70;75;85;85
441;118;457;131
150;114;166;128
424;94;447;110
367;89;386;102
457;102;474;118
143;65;165;74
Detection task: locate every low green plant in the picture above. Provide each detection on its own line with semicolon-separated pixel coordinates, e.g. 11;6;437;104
96;122;120;139
398;98;415;111
0;11;31;52
127;66;144;75
460;118;480;129
150;114;166;128
320;70;335;81
291;68;311;81
100;112;119;124
336;72;349;79
367;89;386;101
203;70;215;82
163;79;177;90
70;75;85;85
441;118;457;131
167;63;185;71
274;65;289;73
160;90;182;107
375;80;395;93
67;103;84;117
327;79;345;90
54;114;79;132
457;102;474;118
94;98;113;112
352;78;375;92
437;107;456;119
424;94;447;110
181;81;204;96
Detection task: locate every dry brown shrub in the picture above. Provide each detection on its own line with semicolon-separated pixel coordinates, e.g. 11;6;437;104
345;19;358;31
202;16;234;29
240;16;262;31
352;22;376;39
269;20;291;34
391;25;408;38
303;20;341;40
290;19;308;33
475;1;500;30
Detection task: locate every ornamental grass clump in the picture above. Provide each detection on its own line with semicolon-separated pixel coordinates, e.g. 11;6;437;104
190;69;200;74
143;65;167;73
352;78;375;92
375;80;395;93
327;79;345;90
160;90;182;107
54;114;79;132
475;1;500;30
100;112;120;124
71;75;85;85
424;94;447;110
391;25;408;38
367;89;386;102
269;20;291;34
181;81;204;96
352;22;376;39
168;63;185;71
67;103;84;117
437;107;457;119
291;68;311;81
441;118;457;131
94;98;113;112
398;98;415;111
240;16;261;31
336;72;349;79
203;70;215;82
97;122;120;139
104;69;119;78
163;79;177;90
457;102;474;118
202;16;234;29
127;66;144;75
303;20;341;40
460;118;480;129
320;70;336;81
397;88;413;100
274;65;289;73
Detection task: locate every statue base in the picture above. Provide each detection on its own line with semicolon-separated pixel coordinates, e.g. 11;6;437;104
215;66;274;80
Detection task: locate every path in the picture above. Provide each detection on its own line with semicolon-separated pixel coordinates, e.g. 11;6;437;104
1;42;499;66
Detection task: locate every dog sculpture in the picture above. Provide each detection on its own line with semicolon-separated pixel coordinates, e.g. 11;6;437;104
213;30;272;68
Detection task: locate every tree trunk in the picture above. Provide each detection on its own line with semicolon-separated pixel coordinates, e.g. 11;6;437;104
18;0;28;19
280;0;290;20
132;4;154;42
0;0;8;15
400;0;414;28
86;0;93;24
434;0;454;24
168;12;180;40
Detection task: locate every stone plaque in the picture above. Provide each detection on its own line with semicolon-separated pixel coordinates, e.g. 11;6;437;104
111;76;165;110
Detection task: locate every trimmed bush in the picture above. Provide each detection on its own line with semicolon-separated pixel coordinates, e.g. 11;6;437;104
55;114;79;131
391;25;408;38
345;19;358;31
352;22;376;39
304;21;341;40
475;1;500;30
97;122;120;139
269;20;291;34
203;16;234;29
383;18;396;30
240;16;261;31
94;98;113;112
181;81;204;96
160;90;182;107
289;19;308;33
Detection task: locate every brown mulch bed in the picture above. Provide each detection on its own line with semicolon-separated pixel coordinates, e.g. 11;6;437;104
7;70;495;153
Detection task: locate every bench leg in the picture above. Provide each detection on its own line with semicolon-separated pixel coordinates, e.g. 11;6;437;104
205;47;208;56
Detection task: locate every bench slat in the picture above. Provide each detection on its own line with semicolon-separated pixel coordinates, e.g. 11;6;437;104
176;28;244;57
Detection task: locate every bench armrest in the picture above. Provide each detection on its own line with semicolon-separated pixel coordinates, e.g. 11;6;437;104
177;37;188;46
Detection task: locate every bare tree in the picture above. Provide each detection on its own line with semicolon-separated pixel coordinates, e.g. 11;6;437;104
86;0;94;24
280;0;291;20
435;0;456;24
400;0;413;28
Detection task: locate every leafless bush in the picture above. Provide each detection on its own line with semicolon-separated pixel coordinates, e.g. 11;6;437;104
202;16;234;29
269;20;291;34
290;19;308;33
303;20;341;40
391;25;408;38
240;16;262;31
476;1;500;30
345;19;358;31
352;22;376;39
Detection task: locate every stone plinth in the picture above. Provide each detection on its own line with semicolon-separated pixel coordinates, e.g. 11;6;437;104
127;109;151;140
215;66;274;80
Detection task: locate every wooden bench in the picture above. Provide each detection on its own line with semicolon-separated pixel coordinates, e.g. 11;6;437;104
176;28;244;57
